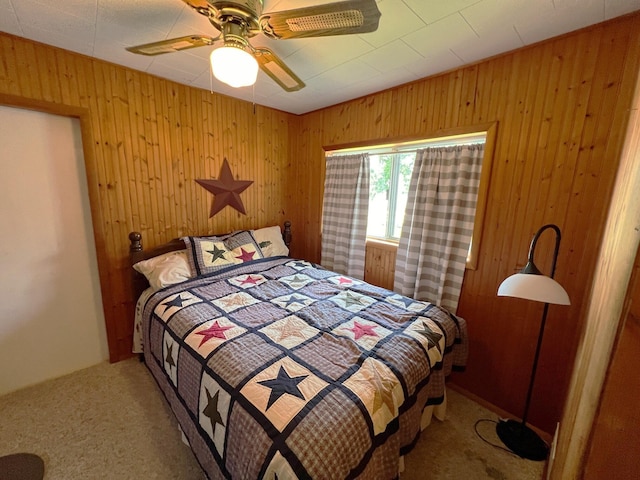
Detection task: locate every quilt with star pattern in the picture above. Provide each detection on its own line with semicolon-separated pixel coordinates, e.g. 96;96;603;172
140;256;468;479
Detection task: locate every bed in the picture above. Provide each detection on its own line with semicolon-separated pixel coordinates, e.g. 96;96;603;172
129;222;468;479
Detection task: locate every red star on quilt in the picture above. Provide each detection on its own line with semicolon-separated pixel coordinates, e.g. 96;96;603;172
338;277;353;285
349;321;378;340
241;275;261;285
196;158;253;217
235;248;256;262
196;321;233;346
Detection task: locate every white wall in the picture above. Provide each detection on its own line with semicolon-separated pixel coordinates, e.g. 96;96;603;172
0;106;108;395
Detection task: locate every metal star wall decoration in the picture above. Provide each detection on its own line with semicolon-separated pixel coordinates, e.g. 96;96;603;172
196;158;253;217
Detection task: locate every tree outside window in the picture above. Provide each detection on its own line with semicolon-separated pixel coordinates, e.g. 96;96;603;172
367;153;414;240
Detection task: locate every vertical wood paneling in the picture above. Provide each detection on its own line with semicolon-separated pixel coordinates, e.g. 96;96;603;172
291;14;640;434
364;242;397;290
550;30;640;478
0;33;295;363
582;250;640;479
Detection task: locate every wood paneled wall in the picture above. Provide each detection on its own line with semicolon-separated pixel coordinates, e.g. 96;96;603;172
583;251;640;478
0;33;296;363
550;41;640;478
289;13;640;434
364;241;396;290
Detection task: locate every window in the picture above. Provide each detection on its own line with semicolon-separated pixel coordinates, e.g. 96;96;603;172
368;152;414;240
328;132;487;242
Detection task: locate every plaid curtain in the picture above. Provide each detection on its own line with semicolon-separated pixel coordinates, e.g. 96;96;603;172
394;144;484;312
321;154;370;279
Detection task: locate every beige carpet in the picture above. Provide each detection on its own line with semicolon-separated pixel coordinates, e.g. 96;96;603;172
0;359;544;479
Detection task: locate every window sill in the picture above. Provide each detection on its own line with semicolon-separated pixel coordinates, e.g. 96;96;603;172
366;238;399;251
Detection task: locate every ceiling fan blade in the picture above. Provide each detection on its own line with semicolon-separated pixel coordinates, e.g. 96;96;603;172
126;35;217;55
253;48;305;92
259;0;381;40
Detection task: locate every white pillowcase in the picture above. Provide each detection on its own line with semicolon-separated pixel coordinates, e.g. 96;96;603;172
133;250;193;290
252;226;289;257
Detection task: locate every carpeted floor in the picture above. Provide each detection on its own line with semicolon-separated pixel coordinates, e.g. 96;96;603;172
0;359;544;479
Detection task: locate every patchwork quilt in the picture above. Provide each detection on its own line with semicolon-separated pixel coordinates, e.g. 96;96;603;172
141;257;468;479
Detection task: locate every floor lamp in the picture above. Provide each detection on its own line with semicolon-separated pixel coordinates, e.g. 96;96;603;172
496;224;570;461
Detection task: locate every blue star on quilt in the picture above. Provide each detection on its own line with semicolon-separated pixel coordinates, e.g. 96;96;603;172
162;295;187;312
258;365;308;409
285;260;312;270
283;294;304;309
155;291;202;322
271;293;315;313
396;296;415;308
241;359;328;432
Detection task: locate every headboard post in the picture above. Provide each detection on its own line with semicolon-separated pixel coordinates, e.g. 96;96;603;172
129;231;142;253
129;231;148;306
283;221;292;247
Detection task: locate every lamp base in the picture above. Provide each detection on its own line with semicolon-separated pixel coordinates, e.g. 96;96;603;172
496;419;549;461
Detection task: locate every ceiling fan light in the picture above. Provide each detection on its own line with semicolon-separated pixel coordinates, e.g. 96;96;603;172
210;46;259;88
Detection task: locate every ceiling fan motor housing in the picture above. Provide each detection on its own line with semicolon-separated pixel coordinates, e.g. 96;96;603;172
205;1;263;37
220;21;252;50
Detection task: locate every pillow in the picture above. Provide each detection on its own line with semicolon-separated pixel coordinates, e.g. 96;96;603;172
252;225;289;257
183;230;264;276
133;250;193;291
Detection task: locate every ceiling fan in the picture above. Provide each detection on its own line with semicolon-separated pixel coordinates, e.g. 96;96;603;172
126;0;382;92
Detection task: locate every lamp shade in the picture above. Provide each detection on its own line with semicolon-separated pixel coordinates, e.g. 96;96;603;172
498;273;570;305
210;46;259;88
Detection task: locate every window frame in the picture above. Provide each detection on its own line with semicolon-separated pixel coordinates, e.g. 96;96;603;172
324;122;497;270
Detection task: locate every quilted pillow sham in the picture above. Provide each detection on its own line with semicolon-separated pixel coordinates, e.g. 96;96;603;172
133;250;193;291
182;230;264;277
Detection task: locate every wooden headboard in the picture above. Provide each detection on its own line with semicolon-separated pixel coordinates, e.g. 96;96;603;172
129;221;292;301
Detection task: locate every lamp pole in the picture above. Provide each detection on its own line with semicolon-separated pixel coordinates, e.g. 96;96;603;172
520;224;561;427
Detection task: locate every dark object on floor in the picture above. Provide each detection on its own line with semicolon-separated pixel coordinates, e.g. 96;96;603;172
0;453;45;480
496;419;548;461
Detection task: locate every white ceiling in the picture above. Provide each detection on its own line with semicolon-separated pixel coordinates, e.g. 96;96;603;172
1;0;639;115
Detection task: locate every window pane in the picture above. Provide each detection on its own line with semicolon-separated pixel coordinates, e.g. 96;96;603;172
392;153;415;238
367;154;391;238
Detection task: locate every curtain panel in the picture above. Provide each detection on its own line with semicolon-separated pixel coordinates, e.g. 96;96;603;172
321;153;370;279
394;144;485;312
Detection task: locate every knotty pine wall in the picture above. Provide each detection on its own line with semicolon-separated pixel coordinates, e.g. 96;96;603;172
363;241;396;289
0;33;296;363
288;13;640;434
583;249;640;478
